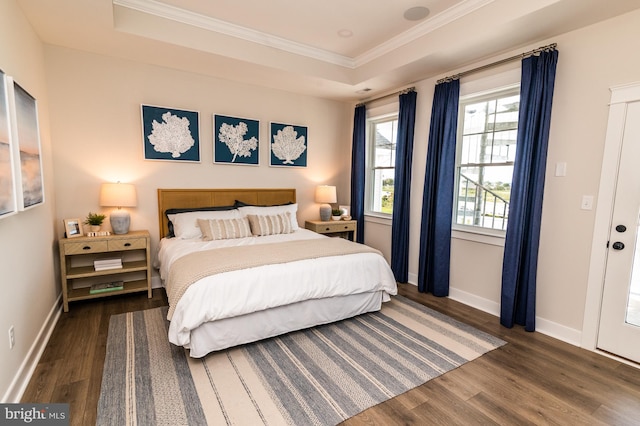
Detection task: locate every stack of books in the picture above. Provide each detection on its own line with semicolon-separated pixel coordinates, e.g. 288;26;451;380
89;281;124;294
94;257;122;271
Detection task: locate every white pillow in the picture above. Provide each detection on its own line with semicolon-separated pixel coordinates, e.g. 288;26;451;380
168;209;242;239
238;203;299;230
246;213;293;236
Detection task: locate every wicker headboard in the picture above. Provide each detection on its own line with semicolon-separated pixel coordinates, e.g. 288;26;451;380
157;188;297;239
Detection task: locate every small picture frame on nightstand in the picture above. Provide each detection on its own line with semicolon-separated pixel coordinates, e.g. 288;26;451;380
63;218;83;238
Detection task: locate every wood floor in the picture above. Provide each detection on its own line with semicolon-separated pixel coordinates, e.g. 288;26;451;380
21;284;640;425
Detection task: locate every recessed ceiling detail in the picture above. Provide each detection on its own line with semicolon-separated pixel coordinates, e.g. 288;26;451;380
16;0;640;101
113;0;495;68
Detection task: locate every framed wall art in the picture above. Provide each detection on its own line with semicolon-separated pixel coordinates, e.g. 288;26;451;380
141;104;200;162
269;122;307;167
213;114;259;166
10;79;44;210
0;70;17;219
63;218;83;238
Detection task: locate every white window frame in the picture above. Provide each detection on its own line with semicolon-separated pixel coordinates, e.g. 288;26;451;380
452;83;520;241
365;111;398;219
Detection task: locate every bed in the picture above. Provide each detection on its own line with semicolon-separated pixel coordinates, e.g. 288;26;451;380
156;188;398;357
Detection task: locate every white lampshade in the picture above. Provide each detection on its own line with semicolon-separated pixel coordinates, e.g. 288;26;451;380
315;185;336;221
100;183;137;234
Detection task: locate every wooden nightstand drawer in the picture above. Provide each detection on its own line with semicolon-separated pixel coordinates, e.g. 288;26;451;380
108;238;146;251
305;220;357;241
63;240;109;255
317;222;355;233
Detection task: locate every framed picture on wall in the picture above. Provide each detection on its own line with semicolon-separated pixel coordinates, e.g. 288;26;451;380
9;79;45;210
269;122;307;167
63;218;83;238
0;70;17;219
141;104;200;162
213;114;259;165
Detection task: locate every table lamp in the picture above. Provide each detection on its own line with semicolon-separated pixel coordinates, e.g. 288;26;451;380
100;182;137;234
315;185;336;221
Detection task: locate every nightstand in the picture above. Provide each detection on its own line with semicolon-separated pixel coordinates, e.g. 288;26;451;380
58;230;152;312
305;220;357;241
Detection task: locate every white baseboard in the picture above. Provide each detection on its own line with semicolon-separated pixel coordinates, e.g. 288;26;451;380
448;287;500;317
2;295;61;403
535;317;582;347
151;275;163;289
403;280;582;347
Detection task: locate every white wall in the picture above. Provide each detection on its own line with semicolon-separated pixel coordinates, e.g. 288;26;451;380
0;1;59;402
378;9;640;344
44;46;353;272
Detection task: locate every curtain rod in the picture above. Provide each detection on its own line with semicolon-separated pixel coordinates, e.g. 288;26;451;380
357;86;415;107
437;43;557;84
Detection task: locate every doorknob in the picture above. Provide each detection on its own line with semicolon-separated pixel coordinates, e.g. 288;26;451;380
612;241;625;250
616;225;627;233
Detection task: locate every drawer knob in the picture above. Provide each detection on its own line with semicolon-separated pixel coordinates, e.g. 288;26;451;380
83;246;91;250
124;243;131;247
325;227;330;231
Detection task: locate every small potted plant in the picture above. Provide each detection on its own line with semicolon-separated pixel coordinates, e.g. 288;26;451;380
85;212;106;232
331;209;342;221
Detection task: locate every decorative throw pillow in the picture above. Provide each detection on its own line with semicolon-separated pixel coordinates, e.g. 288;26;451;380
165;205;236;238
197;217;252;241
238;204;299;230
246;212;293;236
168;209;241;239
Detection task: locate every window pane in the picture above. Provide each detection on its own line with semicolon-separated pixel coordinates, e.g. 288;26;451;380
456;88;519;232
371;168;395;214
367;116;398;215
492;129;517;162
374;120;397;167
456;165;512;230
463;101;490;134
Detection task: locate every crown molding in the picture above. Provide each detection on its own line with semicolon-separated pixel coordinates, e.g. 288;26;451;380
113;0;355;67
353;0;495;67
113;0;494;69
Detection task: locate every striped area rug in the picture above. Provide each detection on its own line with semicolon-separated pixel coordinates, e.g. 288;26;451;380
97;296;505;425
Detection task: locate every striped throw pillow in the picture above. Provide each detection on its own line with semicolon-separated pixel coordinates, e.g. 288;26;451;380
246;212;293;236
197;217;252;241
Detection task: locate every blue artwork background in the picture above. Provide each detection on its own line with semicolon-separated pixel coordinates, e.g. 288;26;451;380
214;114;260;165
270;122;308;167
142;105;200;161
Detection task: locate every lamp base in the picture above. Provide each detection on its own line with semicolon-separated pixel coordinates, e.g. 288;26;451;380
110;210;130;234
319;204;331;221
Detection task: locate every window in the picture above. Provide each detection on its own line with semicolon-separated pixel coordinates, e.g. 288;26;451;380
366;114;398;215
454;86;520;234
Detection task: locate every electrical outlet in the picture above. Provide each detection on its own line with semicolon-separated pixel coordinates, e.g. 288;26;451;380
8;326;14;349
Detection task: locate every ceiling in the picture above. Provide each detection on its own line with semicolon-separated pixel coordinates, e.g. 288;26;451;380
16;0;640;101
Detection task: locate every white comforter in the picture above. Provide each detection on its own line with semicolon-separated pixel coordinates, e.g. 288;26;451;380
157;229;398;348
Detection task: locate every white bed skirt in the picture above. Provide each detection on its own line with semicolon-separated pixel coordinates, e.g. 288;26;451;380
186;291;383;358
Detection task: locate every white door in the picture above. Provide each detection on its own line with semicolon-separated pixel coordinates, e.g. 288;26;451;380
597;100;640;363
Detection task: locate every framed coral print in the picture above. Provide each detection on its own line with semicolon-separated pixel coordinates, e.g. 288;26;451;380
141;105;200;162
10;80;44;210
0;70;17;219
63;218;83;238
214;114;259;165
269;122;307;167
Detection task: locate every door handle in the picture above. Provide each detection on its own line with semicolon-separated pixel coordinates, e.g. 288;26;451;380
616;225;627;233
612;241;625;250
